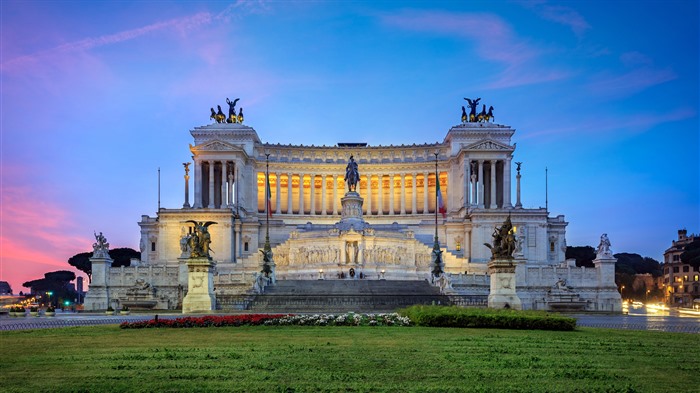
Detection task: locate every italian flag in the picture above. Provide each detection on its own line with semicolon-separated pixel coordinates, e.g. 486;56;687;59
266;174;272;218
437;178;446;218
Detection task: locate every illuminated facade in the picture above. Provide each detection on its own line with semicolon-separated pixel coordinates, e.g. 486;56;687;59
663;229;700;306
84;115;621;312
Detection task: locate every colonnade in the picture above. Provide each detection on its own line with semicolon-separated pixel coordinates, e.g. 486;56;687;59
192;159;239;209
257;172;447;216
463;158;512;209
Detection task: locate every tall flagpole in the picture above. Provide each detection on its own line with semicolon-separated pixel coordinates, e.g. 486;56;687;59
157;167;161;212
545;166;548;213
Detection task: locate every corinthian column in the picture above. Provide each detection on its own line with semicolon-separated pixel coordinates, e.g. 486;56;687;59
389;173;395;215
310;175;316;215
366;174;372;215
221;161;228;209
464;159;470;208
503;158;512;208
287;173;293;214
333;174;338;215
321;174;327;215
183;163;191;208
298;173;305;215
377;175;384;215
477;160;484;209
423;172;429;214
276;172;282;214
207;160;215;208
411;173;417;214
489;160;497;209
194;159;203;208
400;173;406;214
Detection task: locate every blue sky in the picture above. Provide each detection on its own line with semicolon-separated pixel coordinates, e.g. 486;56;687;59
1;0;698;291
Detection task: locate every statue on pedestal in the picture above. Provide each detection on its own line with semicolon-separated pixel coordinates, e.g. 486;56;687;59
464;97;481;122
344;155;359;192
92;231;110;258
596;233;613;258
185;221;217;259
484;216;516;259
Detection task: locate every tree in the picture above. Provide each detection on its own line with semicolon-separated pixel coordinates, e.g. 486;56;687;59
68;251;92;283
565;246;596;268
680;238;700;268
109;248;141;268
22;270;78;306
67;248;141;283
614;253;662;276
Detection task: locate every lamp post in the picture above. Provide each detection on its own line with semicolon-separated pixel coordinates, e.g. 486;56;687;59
261;151;273;278
431;151;443;278
620;285;625;301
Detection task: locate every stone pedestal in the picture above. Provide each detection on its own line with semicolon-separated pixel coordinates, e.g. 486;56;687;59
487;258;522;310
83;256;113;311
593;255;622;312
182;257;216;313
341;191;363;220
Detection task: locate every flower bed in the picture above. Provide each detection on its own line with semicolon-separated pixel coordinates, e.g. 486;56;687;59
119;313;411;329
263;312;411;327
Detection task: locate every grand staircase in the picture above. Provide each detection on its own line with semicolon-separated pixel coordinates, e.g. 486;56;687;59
245;279;450;313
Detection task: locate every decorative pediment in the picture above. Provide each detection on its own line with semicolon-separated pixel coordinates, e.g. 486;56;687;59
463;139;513;151
189;140;246;154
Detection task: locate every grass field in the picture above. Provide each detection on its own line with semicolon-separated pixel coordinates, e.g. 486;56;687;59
1;325;698;392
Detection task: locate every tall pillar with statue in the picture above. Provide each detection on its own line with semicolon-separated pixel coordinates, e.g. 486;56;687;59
83;232;113;311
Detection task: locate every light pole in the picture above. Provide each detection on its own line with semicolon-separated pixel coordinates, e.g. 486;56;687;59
620;285;625;301
261;151;272;278
431;151;443;278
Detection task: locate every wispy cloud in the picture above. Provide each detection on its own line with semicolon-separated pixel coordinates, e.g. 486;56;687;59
380;9;571;89
588;67;676;98
519;107;696;140
518;0;590;37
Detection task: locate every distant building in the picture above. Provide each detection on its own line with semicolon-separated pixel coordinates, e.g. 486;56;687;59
0;281;12;295
663;229;700;306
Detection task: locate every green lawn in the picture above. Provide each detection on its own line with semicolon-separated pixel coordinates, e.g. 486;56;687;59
1;325;698;392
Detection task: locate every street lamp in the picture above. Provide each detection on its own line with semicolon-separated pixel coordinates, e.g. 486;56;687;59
620;285;625;300
431;151;443;278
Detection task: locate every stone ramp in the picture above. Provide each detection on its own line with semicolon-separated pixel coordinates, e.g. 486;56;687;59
247;279;450;313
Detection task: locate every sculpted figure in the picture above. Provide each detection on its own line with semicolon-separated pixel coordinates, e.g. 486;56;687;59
344;155;359;192
596;233;612;257
464;97;481;122
226;98;240;122
185;220;217;259
484;216;516;259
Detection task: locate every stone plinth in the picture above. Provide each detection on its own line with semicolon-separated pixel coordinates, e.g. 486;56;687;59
83;256;113;311
593;255;622;312
487;258;522;310
341;191;363;220
182;257;216;313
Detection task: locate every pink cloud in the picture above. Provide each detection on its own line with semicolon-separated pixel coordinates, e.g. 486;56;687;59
517;1;590;37
1;12;213;73
0;184;91;293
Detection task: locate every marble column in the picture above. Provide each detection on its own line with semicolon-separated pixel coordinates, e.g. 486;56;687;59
276;172;282;214
321;174;327;215
194;159;203;208
298;173;305;215
309;175;316;215
411;173;417;214
464;159;470;208
207;160;215;208
400;173;406;214
490;160;497;209
503;158;512;208
183;164;191;209
227;170;234;208
332;174;338;215
287;173;293;214
515;171;522;209
366;174;372;215
377;175;384;215
389;173;395;215
221;161;228;209
477;160;485;209
423;172;429;214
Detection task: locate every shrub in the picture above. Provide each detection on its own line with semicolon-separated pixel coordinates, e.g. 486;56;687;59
121;305;129;312
46;305;56;312
30;306;39;312
107;306;114;312
398;306;576;331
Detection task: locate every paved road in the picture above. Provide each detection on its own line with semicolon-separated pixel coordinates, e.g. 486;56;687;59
1;309;698;333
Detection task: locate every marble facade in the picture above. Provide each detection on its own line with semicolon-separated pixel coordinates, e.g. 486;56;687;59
84;116;620;312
